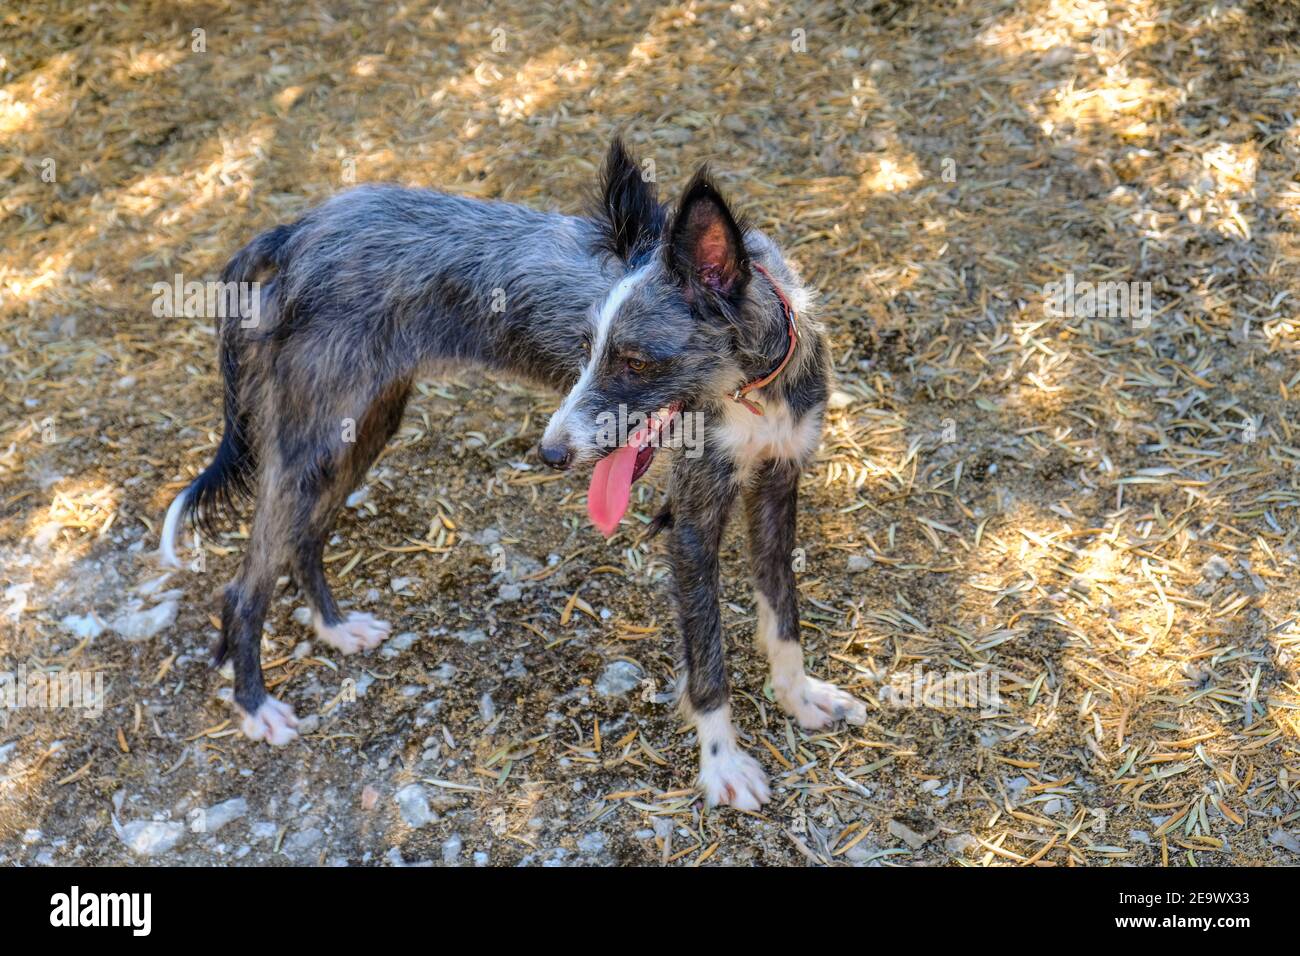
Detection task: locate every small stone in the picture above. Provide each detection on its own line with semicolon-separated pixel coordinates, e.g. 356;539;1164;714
868;58;893;75
454;627;488;644
595;660;642;697
115;819;185;857
498;583;522;601
887;818;936;850
109;599;178;641
345;487;369;508
578;831;606;855
283;827;323;862
60;613;104;639
479;693;496;722
296;714;320;735
1269;829;1300;854
827;389;854;410
292;606;313;626
847;554;872;572
200;797;249;834
1040;45;1075;67
1200;556;1231;581
1043;798;1063;815
394;784;433;828
442;833;463;864
361;785;381;811
945;834;977;856
250;822;277;843
379;631;419;659
1129;830;1151;845
845;843;878;863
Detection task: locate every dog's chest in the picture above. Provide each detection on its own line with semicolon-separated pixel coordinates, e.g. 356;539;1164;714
713;397;821;475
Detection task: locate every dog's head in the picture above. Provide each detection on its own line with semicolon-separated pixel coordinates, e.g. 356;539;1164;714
539;139;796;499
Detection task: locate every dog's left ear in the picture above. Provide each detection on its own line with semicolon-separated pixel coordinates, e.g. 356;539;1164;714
596;138;664;264
667;167;750;313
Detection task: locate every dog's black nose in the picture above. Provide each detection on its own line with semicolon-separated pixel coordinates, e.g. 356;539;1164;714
538;443;572;471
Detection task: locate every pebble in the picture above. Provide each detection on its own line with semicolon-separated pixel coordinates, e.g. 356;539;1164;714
1200;556;1231;581
595;660;642;697
1270;829;1300;853
115;819;185;857
283;827;324;862
199;797;249;834
250;822;277;843
379;631;419;659
394;784;434;828
887;818;935;849
60;612;104;639
442;833;463;864
109;599;178;641
454;627;488;644
945;834;977;856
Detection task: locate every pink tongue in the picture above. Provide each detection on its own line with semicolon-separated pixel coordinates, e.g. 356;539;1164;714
587;442;640;538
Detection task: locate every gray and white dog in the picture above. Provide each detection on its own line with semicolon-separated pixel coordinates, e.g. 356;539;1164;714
160;139;865;809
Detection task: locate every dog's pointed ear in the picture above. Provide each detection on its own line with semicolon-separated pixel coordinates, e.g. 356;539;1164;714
595;138;664;264
667;166;750;312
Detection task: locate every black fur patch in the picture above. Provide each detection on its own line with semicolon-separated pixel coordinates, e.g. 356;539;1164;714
591;137;666;267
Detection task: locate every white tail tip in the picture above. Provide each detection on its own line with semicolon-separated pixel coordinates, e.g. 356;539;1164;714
158;485;191;568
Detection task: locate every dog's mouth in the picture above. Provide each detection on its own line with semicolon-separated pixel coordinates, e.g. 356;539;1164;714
587;404;681;538
630;441;657;483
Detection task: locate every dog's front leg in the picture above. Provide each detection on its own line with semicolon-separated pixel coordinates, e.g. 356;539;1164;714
669;457;770;811
744;458;866;729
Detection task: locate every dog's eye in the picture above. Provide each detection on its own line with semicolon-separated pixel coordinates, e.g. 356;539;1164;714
579;337;591;356
625;357;648;375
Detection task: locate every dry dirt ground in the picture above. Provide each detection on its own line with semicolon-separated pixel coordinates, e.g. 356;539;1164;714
3;0;1300;866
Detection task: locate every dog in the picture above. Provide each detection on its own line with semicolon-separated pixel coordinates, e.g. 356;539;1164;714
159;139;866;809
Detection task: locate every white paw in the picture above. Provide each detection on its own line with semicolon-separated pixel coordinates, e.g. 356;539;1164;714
315;611;390;655
777;675;867;731
240;696;299;745
698;745;771;811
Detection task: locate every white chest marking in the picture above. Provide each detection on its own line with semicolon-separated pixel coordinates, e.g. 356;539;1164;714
713;397;821;475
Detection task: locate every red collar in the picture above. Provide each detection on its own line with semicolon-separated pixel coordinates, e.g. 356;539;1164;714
730;262;798;416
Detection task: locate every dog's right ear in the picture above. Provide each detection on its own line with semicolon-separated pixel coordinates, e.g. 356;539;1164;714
594;138;664;265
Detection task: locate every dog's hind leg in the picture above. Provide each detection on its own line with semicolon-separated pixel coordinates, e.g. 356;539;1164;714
220;455;302;744
743;458;865;730
291;378;412;655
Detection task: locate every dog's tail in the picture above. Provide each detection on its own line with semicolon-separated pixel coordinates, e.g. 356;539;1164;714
159;223;298;567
